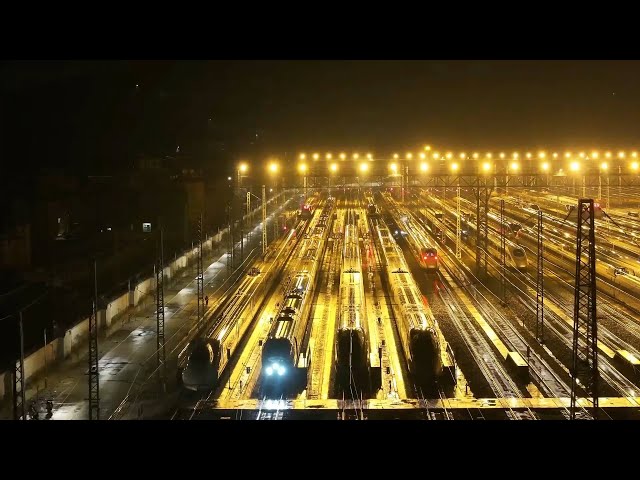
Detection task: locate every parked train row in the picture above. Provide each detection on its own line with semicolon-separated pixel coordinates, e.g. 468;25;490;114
375;224;444;388
335;209;373;395
416;196;531;272
179;218;309;392
260;198;335;396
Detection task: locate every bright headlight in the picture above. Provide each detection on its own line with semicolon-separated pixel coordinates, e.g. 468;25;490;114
265;366;273;376
277;365;286;376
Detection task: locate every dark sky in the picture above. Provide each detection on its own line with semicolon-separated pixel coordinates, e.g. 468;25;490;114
3;60;640;174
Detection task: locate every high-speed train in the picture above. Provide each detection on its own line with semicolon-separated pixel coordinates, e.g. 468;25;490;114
563;201;604;220
420;247;439;272
180;267;266;391
376;225;443;387
508;245;528;271
180;210;311;392
335;211;371;394
517;193;605;220
261;199;334;395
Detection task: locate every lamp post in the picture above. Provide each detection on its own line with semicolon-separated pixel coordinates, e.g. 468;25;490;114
359;162;368;198
541;161;550;193
298;162;308;200
570;161;580;197
451;162;461;259
507;161;519;196
599;162;608;205
268;161;279;240
329;163;338;198
237;163;248;262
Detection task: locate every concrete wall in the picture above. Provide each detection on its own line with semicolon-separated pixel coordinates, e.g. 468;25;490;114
24;338;62;380
62;315;90;359
133;277;154;306
106;292;129;328
0;371;6;402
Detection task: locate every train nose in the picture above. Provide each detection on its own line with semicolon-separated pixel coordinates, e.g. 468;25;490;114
264;363;287;377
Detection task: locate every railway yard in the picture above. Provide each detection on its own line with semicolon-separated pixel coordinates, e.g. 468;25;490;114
167;179;640;420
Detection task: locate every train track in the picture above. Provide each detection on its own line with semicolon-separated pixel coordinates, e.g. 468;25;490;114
422;189;640;401
307;225;340;399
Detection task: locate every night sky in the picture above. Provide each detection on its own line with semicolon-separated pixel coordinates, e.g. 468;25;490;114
3;60;640;175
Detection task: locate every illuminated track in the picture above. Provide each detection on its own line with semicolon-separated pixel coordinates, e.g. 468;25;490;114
216;216;314;401
307;199;342;399
423;189;640;408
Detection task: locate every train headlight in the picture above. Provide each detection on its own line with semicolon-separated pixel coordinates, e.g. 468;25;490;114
265;366;273;376
277;365;286;376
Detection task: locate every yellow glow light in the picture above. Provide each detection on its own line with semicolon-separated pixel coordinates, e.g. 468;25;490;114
482;162;492;173
632;151;638;158
419;152;426;160
420;162;429;172
570;161;580;172
541;162;550;172
553;152;558;159
512;152;519;159
424;145;431;151
239;163;248;173
619;151;626;159
406;152;413;160
451;162;459;172
564;152;571;159
605;151;612;158
526;152;532;159
486;153;492;159
330;163;338;173
600;162;608;171
473;152;479;159
632;161;639;171
367;153;373;160
446;152;453;159
538;151;546;159
579;152;586;159
460;152;466;159
313;153;319;160
510;162;519;171
269;162;279;173
326;153;332;160
433;152;440;159
499;152;505;159
393;153;399;159
298;163;308;173
299;153;306;161
339;152;346;160
389;163;398;173
359;162;369;173
353;153;359;160
591;151;599;159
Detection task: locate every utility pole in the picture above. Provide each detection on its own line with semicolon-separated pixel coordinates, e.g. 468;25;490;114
196;214;205;329
262;185;267;254
156;228;166;387
456;177;461;259
570;199;599;420
475;176;490;278
14;312;26;420
227;203;233;273
247;190;251;243
536;210;544;343
89;260;100;420
500;199;506;305
598;174;602;201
